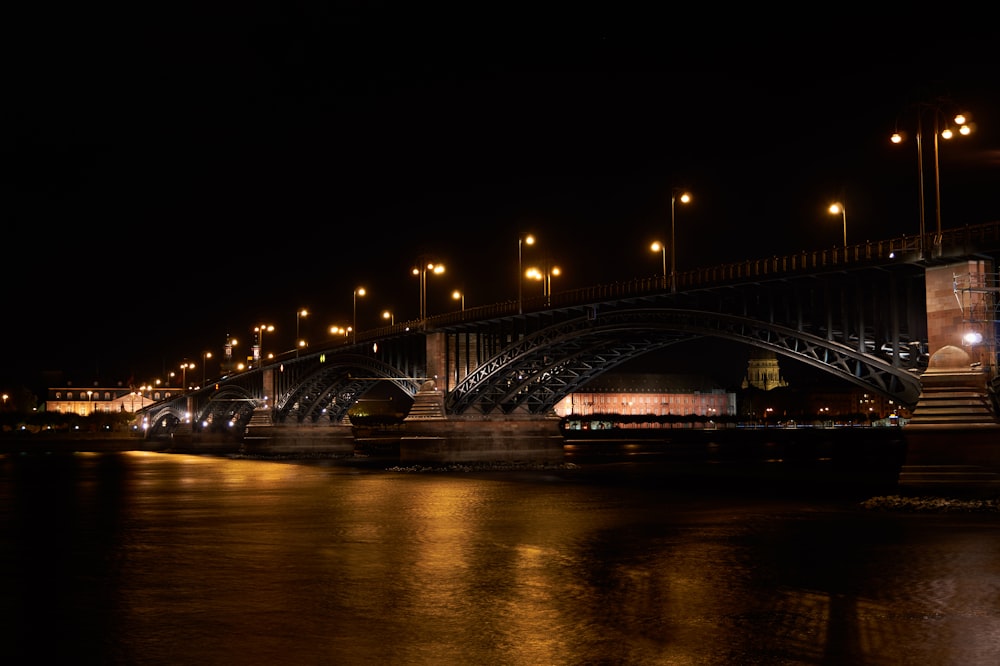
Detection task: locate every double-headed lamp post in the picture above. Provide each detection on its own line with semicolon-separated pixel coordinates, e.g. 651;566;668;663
518;233;535;314
525;265;560;306
179;361;194;391
828;202;847;247
254;324;274;367
670;190;691;294
353;288;365;344
413;262;444;320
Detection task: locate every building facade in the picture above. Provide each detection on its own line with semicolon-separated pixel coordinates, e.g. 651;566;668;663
552;373;737;418
44;386;176;416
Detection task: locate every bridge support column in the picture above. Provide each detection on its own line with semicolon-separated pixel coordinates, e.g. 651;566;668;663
901;261;1000;496
424;331;447;388
401;379;563;464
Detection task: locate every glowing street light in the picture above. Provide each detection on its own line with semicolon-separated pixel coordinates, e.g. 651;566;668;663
202;351;212;387
353;287;365;344
650;241;667;286
828;202;847;247
452;289;465;311
382;310;394;326
295;308;309;356
670;189;691;293
518;233;535;314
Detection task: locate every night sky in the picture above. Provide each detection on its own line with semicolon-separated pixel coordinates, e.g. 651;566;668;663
6;8;1000;396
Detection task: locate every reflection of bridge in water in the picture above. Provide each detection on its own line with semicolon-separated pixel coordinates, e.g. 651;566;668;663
141;222;1000;451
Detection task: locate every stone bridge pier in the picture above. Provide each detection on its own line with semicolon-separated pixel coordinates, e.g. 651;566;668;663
901;260;1000;494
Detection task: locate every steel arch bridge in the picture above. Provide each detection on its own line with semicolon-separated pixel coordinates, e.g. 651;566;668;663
140;222;1000;438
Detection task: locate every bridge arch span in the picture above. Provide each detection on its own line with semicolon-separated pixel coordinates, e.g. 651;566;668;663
446;308;923;416
192;384;261;435
275;354;422;424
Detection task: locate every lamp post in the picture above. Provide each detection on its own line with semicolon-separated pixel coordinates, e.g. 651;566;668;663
891;101;973;254
202;351;212;386
650;241;667;287
353;288;365;344
254;324;274;367
413;262;444;320
179;361;194;390
670;189;691;293
295;308;308;356
518;233;535;314
452;289;465;311
382;310;394;326
526;264;560;306
87;390;93;414
828;202;847;247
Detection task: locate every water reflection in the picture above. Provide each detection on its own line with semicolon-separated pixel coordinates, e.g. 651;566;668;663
2;451;999;665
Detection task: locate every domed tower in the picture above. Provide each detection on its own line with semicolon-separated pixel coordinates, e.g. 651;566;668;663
741;350;788;391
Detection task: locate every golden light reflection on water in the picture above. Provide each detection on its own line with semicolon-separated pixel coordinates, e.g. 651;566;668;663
4;452;1000;665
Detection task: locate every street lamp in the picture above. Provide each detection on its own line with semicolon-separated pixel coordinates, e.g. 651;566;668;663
452;289;465;311
87;390;93;414
202;351;212;387
353;288;365;344
518;233;535;314
670;189;691;293
891;101;973;253
382;310;394;326
179;361;194;390
254;324;274;367
828;202;847;247
412;262;444;320
525;264;560;306
295;308;309;356
650;241;667;286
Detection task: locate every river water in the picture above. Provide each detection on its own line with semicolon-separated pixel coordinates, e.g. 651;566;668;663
2;448;1000;665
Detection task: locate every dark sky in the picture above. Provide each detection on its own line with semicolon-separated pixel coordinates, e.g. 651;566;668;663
6;8;1000;394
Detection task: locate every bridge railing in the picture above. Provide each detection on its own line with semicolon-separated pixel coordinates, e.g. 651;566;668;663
352;221;1000;338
